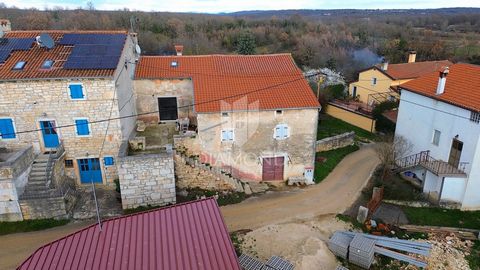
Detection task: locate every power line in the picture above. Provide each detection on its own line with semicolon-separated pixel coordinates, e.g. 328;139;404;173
1;73;317;138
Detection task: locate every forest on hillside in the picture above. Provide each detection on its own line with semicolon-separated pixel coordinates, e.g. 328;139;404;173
0;4;479;80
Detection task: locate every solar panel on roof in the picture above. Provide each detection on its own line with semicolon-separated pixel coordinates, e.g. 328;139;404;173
60;33;126;70
0;38;35;63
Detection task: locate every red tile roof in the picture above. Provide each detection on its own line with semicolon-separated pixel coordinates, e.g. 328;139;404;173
384;60;452;80
17;198;241;270
0;30;127;80
135;54;320;113
400;63;480;112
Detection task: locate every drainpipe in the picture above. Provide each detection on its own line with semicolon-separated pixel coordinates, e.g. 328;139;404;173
438;176;445;205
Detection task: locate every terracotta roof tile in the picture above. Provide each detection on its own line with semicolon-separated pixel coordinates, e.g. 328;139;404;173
0;30;128;80
400;63;480;112
382;60;452;80
135;54;320;112
17;198;241;270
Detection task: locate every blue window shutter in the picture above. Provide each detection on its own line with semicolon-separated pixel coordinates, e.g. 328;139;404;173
75;119;90;135
0;119;15;139
283;126;289;138
104;157;114;166
69;84;84;99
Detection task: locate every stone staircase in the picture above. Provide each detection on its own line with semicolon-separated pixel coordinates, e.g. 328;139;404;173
19;147;71;220
20;153;60;199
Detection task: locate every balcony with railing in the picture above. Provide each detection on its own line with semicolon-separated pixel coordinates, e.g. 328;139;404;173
394;151;468;178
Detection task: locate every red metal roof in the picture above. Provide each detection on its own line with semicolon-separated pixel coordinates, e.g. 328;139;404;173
17;198;241;270
0;30;128;80
400;63;480;112
135;54;320;113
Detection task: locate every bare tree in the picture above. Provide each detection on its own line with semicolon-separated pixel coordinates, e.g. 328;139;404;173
374;135;413;180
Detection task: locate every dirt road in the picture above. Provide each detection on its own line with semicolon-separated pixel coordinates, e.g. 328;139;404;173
0;146;378;269
0;221;93;270
221;146;379;231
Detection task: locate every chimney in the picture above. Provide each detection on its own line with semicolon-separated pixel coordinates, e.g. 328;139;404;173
382;61;389;71
0;19;11;32
408;51;416;63
174;45;183;56
436;67;449;95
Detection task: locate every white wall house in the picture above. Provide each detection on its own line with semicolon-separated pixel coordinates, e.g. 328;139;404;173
395;63;480;210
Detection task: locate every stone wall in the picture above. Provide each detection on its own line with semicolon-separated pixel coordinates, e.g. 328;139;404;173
196;108;318;181
19;197;67;220
316;131;355;152
174;153;244;192
117;152;175;209
0;146;34;221
134;79;196;124
0;146;34;180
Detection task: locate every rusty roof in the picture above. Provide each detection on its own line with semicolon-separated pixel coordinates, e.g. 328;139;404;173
135;54;320;113
400;63;480;112
0;30;128;80
17;198;241;270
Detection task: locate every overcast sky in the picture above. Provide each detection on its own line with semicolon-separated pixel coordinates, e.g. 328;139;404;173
3;0;480;13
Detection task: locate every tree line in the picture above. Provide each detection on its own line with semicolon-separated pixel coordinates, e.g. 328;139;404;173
0;5;479;80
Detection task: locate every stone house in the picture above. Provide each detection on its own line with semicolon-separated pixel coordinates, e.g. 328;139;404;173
134;51;320;184
0;29;138;187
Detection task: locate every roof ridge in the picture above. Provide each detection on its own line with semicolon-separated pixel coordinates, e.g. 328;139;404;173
388;59;451;66
141;53;292;58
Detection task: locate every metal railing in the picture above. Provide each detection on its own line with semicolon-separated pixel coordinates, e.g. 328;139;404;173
394;150;468;176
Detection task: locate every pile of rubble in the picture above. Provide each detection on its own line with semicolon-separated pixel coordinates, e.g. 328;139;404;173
425;233;473;270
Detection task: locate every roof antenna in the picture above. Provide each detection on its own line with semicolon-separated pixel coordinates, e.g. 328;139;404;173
91;178;103;231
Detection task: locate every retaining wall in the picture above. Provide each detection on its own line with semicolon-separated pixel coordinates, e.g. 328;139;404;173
316;131;355;152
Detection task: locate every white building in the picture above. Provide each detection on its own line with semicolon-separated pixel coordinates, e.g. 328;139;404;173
395;63;480;210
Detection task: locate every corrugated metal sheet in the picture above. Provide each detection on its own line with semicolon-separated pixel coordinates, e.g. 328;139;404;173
17;198;241;270
134;54;321;113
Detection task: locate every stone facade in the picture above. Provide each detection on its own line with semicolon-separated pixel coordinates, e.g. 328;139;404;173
316;131;355;152
19;197;67;220
133;79;196;124
196;109;318;182
0;146;34;221
117;152;175;209
0;35;138;186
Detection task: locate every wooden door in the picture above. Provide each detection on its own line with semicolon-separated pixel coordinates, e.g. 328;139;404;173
448;139;463;168
262;157;284;181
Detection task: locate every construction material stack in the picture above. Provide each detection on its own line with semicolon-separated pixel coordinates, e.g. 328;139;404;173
327;231;431;269
328;232;352;259
348;235;375;269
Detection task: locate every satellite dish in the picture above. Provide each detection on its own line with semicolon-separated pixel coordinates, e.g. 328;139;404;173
135;44;141;55
39;33;55;49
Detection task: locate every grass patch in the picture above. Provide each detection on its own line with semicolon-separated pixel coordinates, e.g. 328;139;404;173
336;214;365;231
176;188;247;206
314;144;360;183
0;218;69;235
123;204;167;215
317;114;376;141
402;207;480;229
466;240;480;270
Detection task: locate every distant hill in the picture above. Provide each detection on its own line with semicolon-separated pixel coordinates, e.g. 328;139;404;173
222;8;480;18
